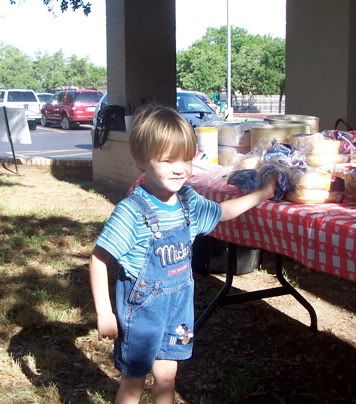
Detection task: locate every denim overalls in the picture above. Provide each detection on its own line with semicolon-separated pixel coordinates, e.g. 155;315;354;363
114;189;195;377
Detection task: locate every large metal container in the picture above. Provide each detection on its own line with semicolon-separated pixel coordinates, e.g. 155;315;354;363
264;114;319;134
250;122;309;149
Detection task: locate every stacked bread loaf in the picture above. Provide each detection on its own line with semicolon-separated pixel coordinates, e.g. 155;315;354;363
286;169;335;204
218;122;254;166
218;125;251;166
286;133;347;168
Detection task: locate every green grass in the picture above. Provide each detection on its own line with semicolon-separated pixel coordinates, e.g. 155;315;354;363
0;169;117;403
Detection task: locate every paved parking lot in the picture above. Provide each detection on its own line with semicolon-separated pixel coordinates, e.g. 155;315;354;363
0;125;92;161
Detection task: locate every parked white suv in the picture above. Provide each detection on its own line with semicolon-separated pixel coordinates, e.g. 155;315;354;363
0;89;42;130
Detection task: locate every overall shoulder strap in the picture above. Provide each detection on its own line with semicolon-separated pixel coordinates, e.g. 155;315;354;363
127;193;160;228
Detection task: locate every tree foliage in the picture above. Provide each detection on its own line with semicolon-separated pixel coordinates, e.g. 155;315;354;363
9;0;91;15
177;26;285;97
0;43;106;91
0;44;36;89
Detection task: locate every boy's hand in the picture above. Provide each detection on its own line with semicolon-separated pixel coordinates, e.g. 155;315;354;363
262;176;277;200
97;311;119;340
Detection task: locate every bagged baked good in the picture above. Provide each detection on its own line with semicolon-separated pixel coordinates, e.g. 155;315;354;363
286;188;344;204
287;132;341;155
290;169;332;191
344;168;356;200
350;152;356;165
285;133;313;148
237;155;260;169
218;146;244;166
286;189;330;204
306;153;348;168
218;124;251;147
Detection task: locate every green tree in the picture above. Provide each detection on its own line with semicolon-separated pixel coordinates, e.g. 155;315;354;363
177;40;226;95
0;42;107;91
0;43;37;89
64;56;106;89
9;0;91;15
234;35;285;95
32;51;67;92
177;26;285;98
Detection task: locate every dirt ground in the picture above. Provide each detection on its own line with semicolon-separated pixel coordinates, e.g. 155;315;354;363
1;165;355;403
180;265;356;403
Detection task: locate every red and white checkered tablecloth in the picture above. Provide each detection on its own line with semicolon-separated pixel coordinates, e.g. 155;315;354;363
188;172;356;283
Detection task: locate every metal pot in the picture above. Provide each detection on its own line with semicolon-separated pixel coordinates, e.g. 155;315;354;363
264;114;319;134
250;122;309;149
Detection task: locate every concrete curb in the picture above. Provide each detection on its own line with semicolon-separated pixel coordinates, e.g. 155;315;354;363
0;157;93;180
0;157;92;167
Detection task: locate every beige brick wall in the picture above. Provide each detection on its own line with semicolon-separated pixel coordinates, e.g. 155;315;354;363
92;131;140;194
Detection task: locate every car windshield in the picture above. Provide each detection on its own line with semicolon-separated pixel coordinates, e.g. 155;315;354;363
74;92;102;103
38;94;53;103
176;93;213;114
8;91;37;102
198;94;210;103
97;94;107;106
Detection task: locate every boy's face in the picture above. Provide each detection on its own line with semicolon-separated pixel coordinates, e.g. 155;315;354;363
138;150;193;202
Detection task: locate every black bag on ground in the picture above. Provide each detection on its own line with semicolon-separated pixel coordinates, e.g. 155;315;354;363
93;105;126;149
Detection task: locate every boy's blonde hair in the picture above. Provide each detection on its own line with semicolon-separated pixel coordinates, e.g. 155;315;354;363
129;104;196;164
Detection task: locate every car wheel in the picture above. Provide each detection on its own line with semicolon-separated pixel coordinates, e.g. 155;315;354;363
28;122;37;130
41;114;48;127
61;115;71;130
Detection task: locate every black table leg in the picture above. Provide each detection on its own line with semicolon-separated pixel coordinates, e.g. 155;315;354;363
194;243;318;333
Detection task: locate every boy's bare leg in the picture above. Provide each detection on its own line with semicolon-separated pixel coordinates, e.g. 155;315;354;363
151;359;177;404
115;375;146;404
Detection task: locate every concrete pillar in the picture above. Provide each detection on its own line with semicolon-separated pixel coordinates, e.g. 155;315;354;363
105;0;176;113
286;0;356;130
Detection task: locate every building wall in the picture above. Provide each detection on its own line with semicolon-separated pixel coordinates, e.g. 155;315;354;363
106;0;125;106
347;0;356;126
105;0;176;110
92;131;140;194
286;0;355;130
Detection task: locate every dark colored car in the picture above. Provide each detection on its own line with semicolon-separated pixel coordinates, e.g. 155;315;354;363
41;88;103;130
176;90;221;127
37;92;54;108
93;91;221;130
192;91;219;112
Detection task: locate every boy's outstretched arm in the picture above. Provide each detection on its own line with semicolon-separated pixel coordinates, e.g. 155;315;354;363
89;245;118;339
220;181;275;222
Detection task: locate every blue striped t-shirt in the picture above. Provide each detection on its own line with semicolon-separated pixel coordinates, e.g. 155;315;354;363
96;185;221;278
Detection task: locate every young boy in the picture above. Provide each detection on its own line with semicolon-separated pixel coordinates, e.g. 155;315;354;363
89;104;276;404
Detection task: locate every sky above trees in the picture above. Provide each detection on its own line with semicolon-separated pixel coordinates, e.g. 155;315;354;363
1;0;286;67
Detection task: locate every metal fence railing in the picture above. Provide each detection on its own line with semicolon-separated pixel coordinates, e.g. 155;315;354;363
232;94;285;114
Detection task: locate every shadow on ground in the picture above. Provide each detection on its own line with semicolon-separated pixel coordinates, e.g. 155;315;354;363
263;251;356;315
2;171;354;402
176;273;356;403
1;214;118;402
